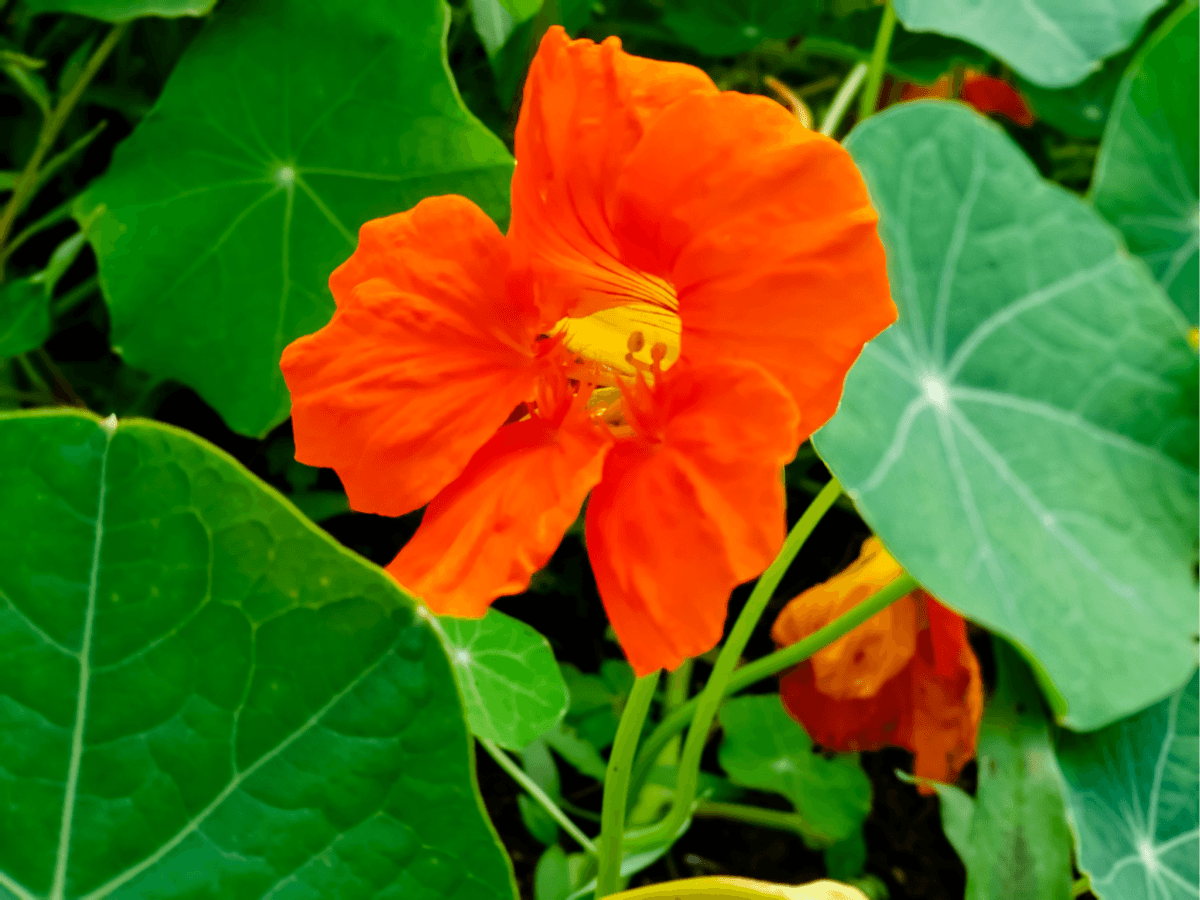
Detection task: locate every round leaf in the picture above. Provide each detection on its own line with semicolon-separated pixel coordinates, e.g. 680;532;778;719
1091;1;1199;323
78;0;514;437
22;0;217;20
0;410;516;900
1056;669;1198;900
892;0;1165;88
818;101;1198;731
436;609;569;751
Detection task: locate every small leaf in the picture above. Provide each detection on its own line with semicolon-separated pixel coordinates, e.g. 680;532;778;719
517;738;562;845
661;0;821;56
561;660;634;750
2;59;51;114
472;0;518;56
0;409;516;900
1056;668;1199;900
497;0;543;21
0;278;52;356
1091;0;1199;323
22;0;219;21
820;100;1199;731
439;608;569;750
287;488;350;522
534;845;573;900
892;0;1165;88
542;722;609;780
717;695;872;847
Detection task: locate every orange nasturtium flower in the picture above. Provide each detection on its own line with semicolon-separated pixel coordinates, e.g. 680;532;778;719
901;71;1035;127
280;27;895;675
771;538;983;792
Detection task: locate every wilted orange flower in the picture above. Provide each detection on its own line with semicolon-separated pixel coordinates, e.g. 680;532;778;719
901;71;1034;127
280;27;894;675
772;537;983;792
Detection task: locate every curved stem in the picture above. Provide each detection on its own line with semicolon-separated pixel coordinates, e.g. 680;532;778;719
479;737;598;855
857;0;897;124
694;801;814;843
819;62;868;137
627;478;843;851
595;671;660;898
628;571;918;803
0;23;127;279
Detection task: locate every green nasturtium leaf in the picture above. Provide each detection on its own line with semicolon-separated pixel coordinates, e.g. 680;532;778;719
1091;1;1199;323
436;608;569;751
560;660;634;751
0;409;516;900
661;0;820;57
517;738;562;845
717;695;871;847
22;0;218;20
79;0;514;437
927;641;1074;900
891;0;1165;88
819;101;1199;732
0;278;51;357
1056;668;1199;900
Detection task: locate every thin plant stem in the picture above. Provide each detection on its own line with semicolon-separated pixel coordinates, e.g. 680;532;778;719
658;658;692;766
35;348;86;407
819;62;868;137
478;737;598;856
628;571;918;803
52;275;98;316
626;478;843;852
0;196;74;265
1071;875;1091;898
856;0;898;124
0;23;128;279
694;801;813;842
595;671;659;899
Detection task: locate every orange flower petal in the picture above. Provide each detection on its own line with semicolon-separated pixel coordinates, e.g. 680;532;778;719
961;73;1035;127
509;26;717;322
585;362;798;674
281;196;540;517
611;91;895;438
388;406;610;616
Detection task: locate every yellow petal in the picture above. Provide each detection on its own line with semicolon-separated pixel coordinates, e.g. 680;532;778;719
606;875;869;900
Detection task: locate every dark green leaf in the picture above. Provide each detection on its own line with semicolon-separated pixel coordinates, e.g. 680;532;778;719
79;0;514;436
517;738;561;845
1056;668;1199;900
560;660;634;750
1017;50;1130;139
662;0;820;57
892;0;1165;88
1091;1;1199;323
0;409;516;899
287;488;350;523
717;695;872;846
22;0;219;21
438;609;569;750
0;278;51;356
820;101;1199;731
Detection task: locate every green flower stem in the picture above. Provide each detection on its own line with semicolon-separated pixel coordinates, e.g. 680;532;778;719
625;477;844;852
595;671;660;899
819;62;868;137
628;570;919;804
857;0;898;125
694;801;814;843
0;23;127;279
478;737;598;856
658;658;693;766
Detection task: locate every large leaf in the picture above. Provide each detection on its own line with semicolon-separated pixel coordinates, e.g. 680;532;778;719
891;0;1165;88
818;101;1199;731
925;641;1074;900
661;0;821;57
1091;1;1199;324
1056;668;1199;900
436;608;569;751
78;0;513;437
717;695;871;847
22;0;218;19
0;409;516;900
0;279;51;357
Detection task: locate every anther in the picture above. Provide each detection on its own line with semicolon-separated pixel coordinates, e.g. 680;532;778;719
627;330;645;353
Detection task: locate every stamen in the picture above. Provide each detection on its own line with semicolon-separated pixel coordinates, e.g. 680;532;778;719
650;342;668;363
627;330;645;353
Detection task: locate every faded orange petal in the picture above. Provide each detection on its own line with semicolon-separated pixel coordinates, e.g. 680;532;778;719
510;26;716;323
772;537;917;698
388;402;610;616
611;91;895;439
281;196;540;517
586;361;798;674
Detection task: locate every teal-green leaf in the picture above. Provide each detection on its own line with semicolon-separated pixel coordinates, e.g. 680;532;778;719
0;409;516;900
957;640;1074;899
818;100;1199;731
1056;668;1199;900
717;695;871;847
891;0;1166;88
0;278;51;357
78;0;514;437
661;0;820;57
22;0;218;20
1091;1;1199;323
437;608;569;751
